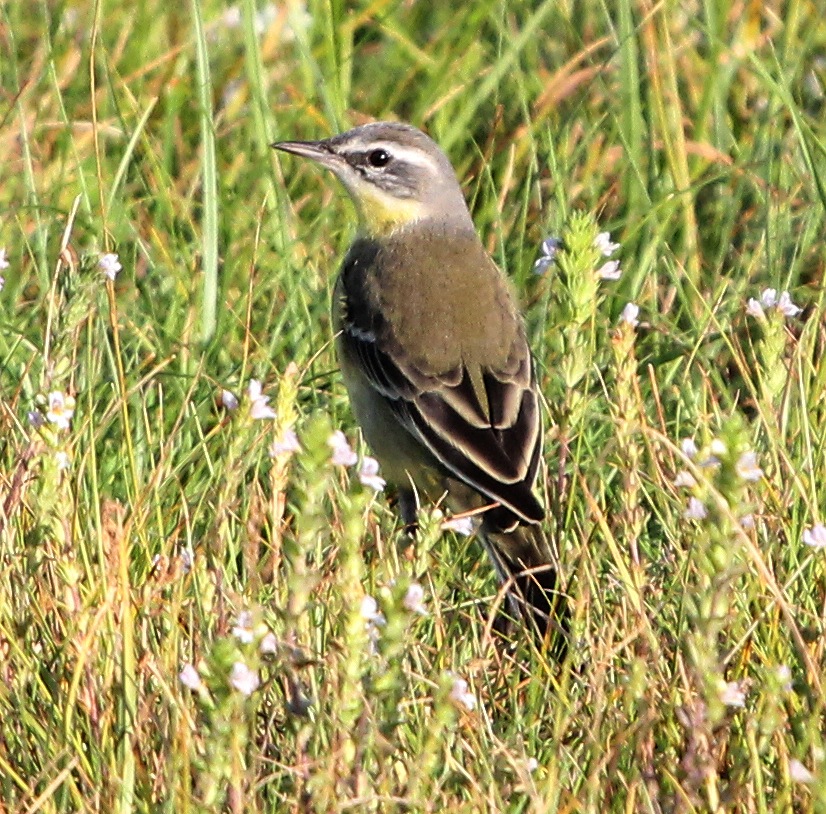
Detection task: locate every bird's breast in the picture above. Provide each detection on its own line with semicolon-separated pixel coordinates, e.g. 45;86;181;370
360;231;523;375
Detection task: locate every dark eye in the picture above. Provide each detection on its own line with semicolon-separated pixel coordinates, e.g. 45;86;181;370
367;148;391;168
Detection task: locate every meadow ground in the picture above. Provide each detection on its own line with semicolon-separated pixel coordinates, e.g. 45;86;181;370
1;0;826;811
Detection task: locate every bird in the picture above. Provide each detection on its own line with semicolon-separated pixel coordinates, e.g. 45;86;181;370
274;121;567;647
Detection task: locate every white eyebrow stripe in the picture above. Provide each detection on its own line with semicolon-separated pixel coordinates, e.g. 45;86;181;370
378;143;441;172
347;140;442;174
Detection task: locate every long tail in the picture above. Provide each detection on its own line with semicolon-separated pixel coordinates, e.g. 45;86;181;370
480;522;569;654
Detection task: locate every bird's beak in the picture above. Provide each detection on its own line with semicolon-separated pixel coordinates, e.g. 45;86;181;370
272;139;342;170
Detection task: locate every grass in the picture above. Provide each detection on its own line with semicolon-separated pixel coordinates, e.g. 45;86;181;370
1;0;826;810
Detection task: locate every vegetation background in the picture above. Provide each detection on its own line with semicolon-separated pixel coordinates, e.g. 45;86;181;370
1;0;825;810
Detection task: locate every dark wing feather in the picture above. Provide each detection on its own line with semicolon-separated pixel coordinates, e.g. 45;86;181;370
407;380;544;523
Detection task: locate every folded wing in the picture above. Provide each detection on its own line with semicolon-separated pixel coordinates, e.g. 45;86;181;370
339;292;544;527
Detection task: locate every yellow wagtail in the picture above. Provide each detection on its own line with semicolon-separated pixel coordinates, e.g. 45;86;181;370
275;121;566;646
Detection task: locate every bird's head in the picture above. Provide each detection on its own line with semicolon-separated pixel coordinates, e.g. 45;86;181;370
274;122;474;236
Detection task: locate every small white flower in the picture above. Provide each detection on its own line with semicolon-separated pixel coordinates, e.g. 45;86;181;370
449;675;477;711
230;660;260;696
221;389;239;410
442;515;476;536
259;630;278;654
270;428;301;457
736;451;763;482
99;252;122;281
789;759;814;784
247;379;276;420
283;5;312;41
328;430;358;467
740;514;755;529
254;3;278;34
760;288;778;308
222;5;242;27
776;290;801;318
0;247;9;270
180;547;193;573
359;595;385;626
533;236;561;275
597;260;622;280
179;663;202;691
222;3;290;36
232;610;255;644
46;392;76;431
776;664;792;692
55;451;71;471
698;439;726;470
747;288;801;319
0;275;4;292
673;470;697;488
709;439;728;456
359;456;386;491
402;583;427;615
526;757;539;773
684;497;707;521
745;298;765;319
803;523;826;549
719;680;746;708
681;437;698;458
619;302;639;327
594;231;620;257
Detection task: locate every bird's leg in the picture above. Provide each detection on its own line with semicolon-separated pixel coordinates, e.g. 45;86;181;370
398;487;420;536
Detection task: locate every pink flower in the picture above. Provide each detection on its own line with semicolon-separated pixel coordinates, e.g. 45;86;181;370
684;497;707;521
328;430;357;467
179;664;202;691
270;428;300;457
620;302;639;327
402;583;427;615
803;523;826;549
448;675;477;711
359;456;386;490
598;260;621;280
99;252;122;281
594;231;620;257
230;661;260;696
247;379;276;420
